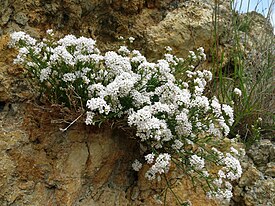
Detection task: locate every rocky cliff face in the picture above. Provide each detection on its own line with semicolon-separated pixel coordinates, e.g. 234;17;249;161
0;0;232;58
0;0;274;205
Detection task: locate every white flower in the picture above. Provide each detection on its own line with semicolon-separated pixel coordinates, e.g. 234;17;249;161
13;47;29;64
211;97;222;114
88;83;106;98
197;47;206;61
233;88;242;97
188;51;196;60
191;96;210;111
106;72;139;97
165;46;172;52
221;153;242;181
190;155;205;170
218;170;226;179
175;110;192;136
230;147;239;156
86;98;110;114
46;29;54;35
145;153;171;180
50;45;75;66
40;67;52;82
203;70;212;81
118;46;130;55
156;59;171;74
145;153;155;164
129;36;135;43
130;90;151;107
82;76;90;84
85;112;95;125
132;159;142;171
202;171;209;177
62;73;76;82
222;104;234;126
164;54;177;65
104;51;132;74
9;31;37;47
257;117;262;122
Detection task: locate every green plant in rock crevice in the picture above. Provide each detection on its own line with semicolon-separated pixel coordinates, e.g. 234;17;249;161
10;30;245;205
210;0;274;146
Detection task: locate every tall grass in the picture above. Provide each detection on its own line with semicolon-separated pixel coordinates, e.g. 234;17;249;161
211;0;274;146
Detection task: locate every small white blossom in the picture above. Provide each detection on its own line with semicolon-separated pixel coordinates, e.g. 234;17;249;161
188;51;196;60
145;153;171;180
46;29;54;36
145;153;155;164
86;98;110;114
9;31;37;47
230;147;239;156
233;88;242;97
222;104;234;126
118;46;130;55
165;46;173;52
132;159;142;171
85;112;95;125
62;73;76;82
40;68;52;82
197;47;206;61
221;153;242;181
190;155;205;170
129;36;135;43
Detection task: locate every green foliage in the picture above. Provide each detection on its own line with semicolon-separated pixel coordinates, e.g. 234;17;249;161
211;0;275;146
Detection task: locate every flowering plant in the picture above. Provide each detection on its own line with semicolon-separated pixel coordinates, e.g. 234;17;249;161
10;30;243;204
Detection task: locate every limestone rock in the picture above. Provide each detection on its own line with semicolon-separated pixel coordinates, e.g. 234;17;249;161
243;178;275;206
0;0;274;205
247;139;274;167
265;162;275;177
145;1;215;59
14;12;29;26
232;139;275;206
0;35;34;102
238;166;262;188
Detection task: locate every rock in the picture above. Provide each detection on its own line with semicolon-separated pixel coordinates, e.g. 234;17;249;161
0;35;34;102
0;8;12;25
247;139;274;167
0;0;274;205
233;139;275;206
146;4;212;58
265;162;275;177
14;12;29;26
238;166;262;187
243;178;275;206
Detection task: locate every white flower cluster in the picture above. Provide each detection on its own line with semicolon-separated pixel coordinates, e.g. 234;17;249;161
188;47;207;61
10;31;99;92
207;146;243;203
145;153;171;180
10;31;243;202
190;154;205;170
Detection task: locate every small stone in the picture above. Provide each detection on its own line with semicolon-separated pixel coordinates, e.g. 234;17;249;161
265;162;275;177
1;8;12;25
239;166;262;187
247;139;273;166
14;12;29;25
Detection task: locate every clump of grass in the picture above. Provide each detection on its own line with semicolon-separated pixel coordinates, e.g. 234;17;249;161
211;0;274;146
